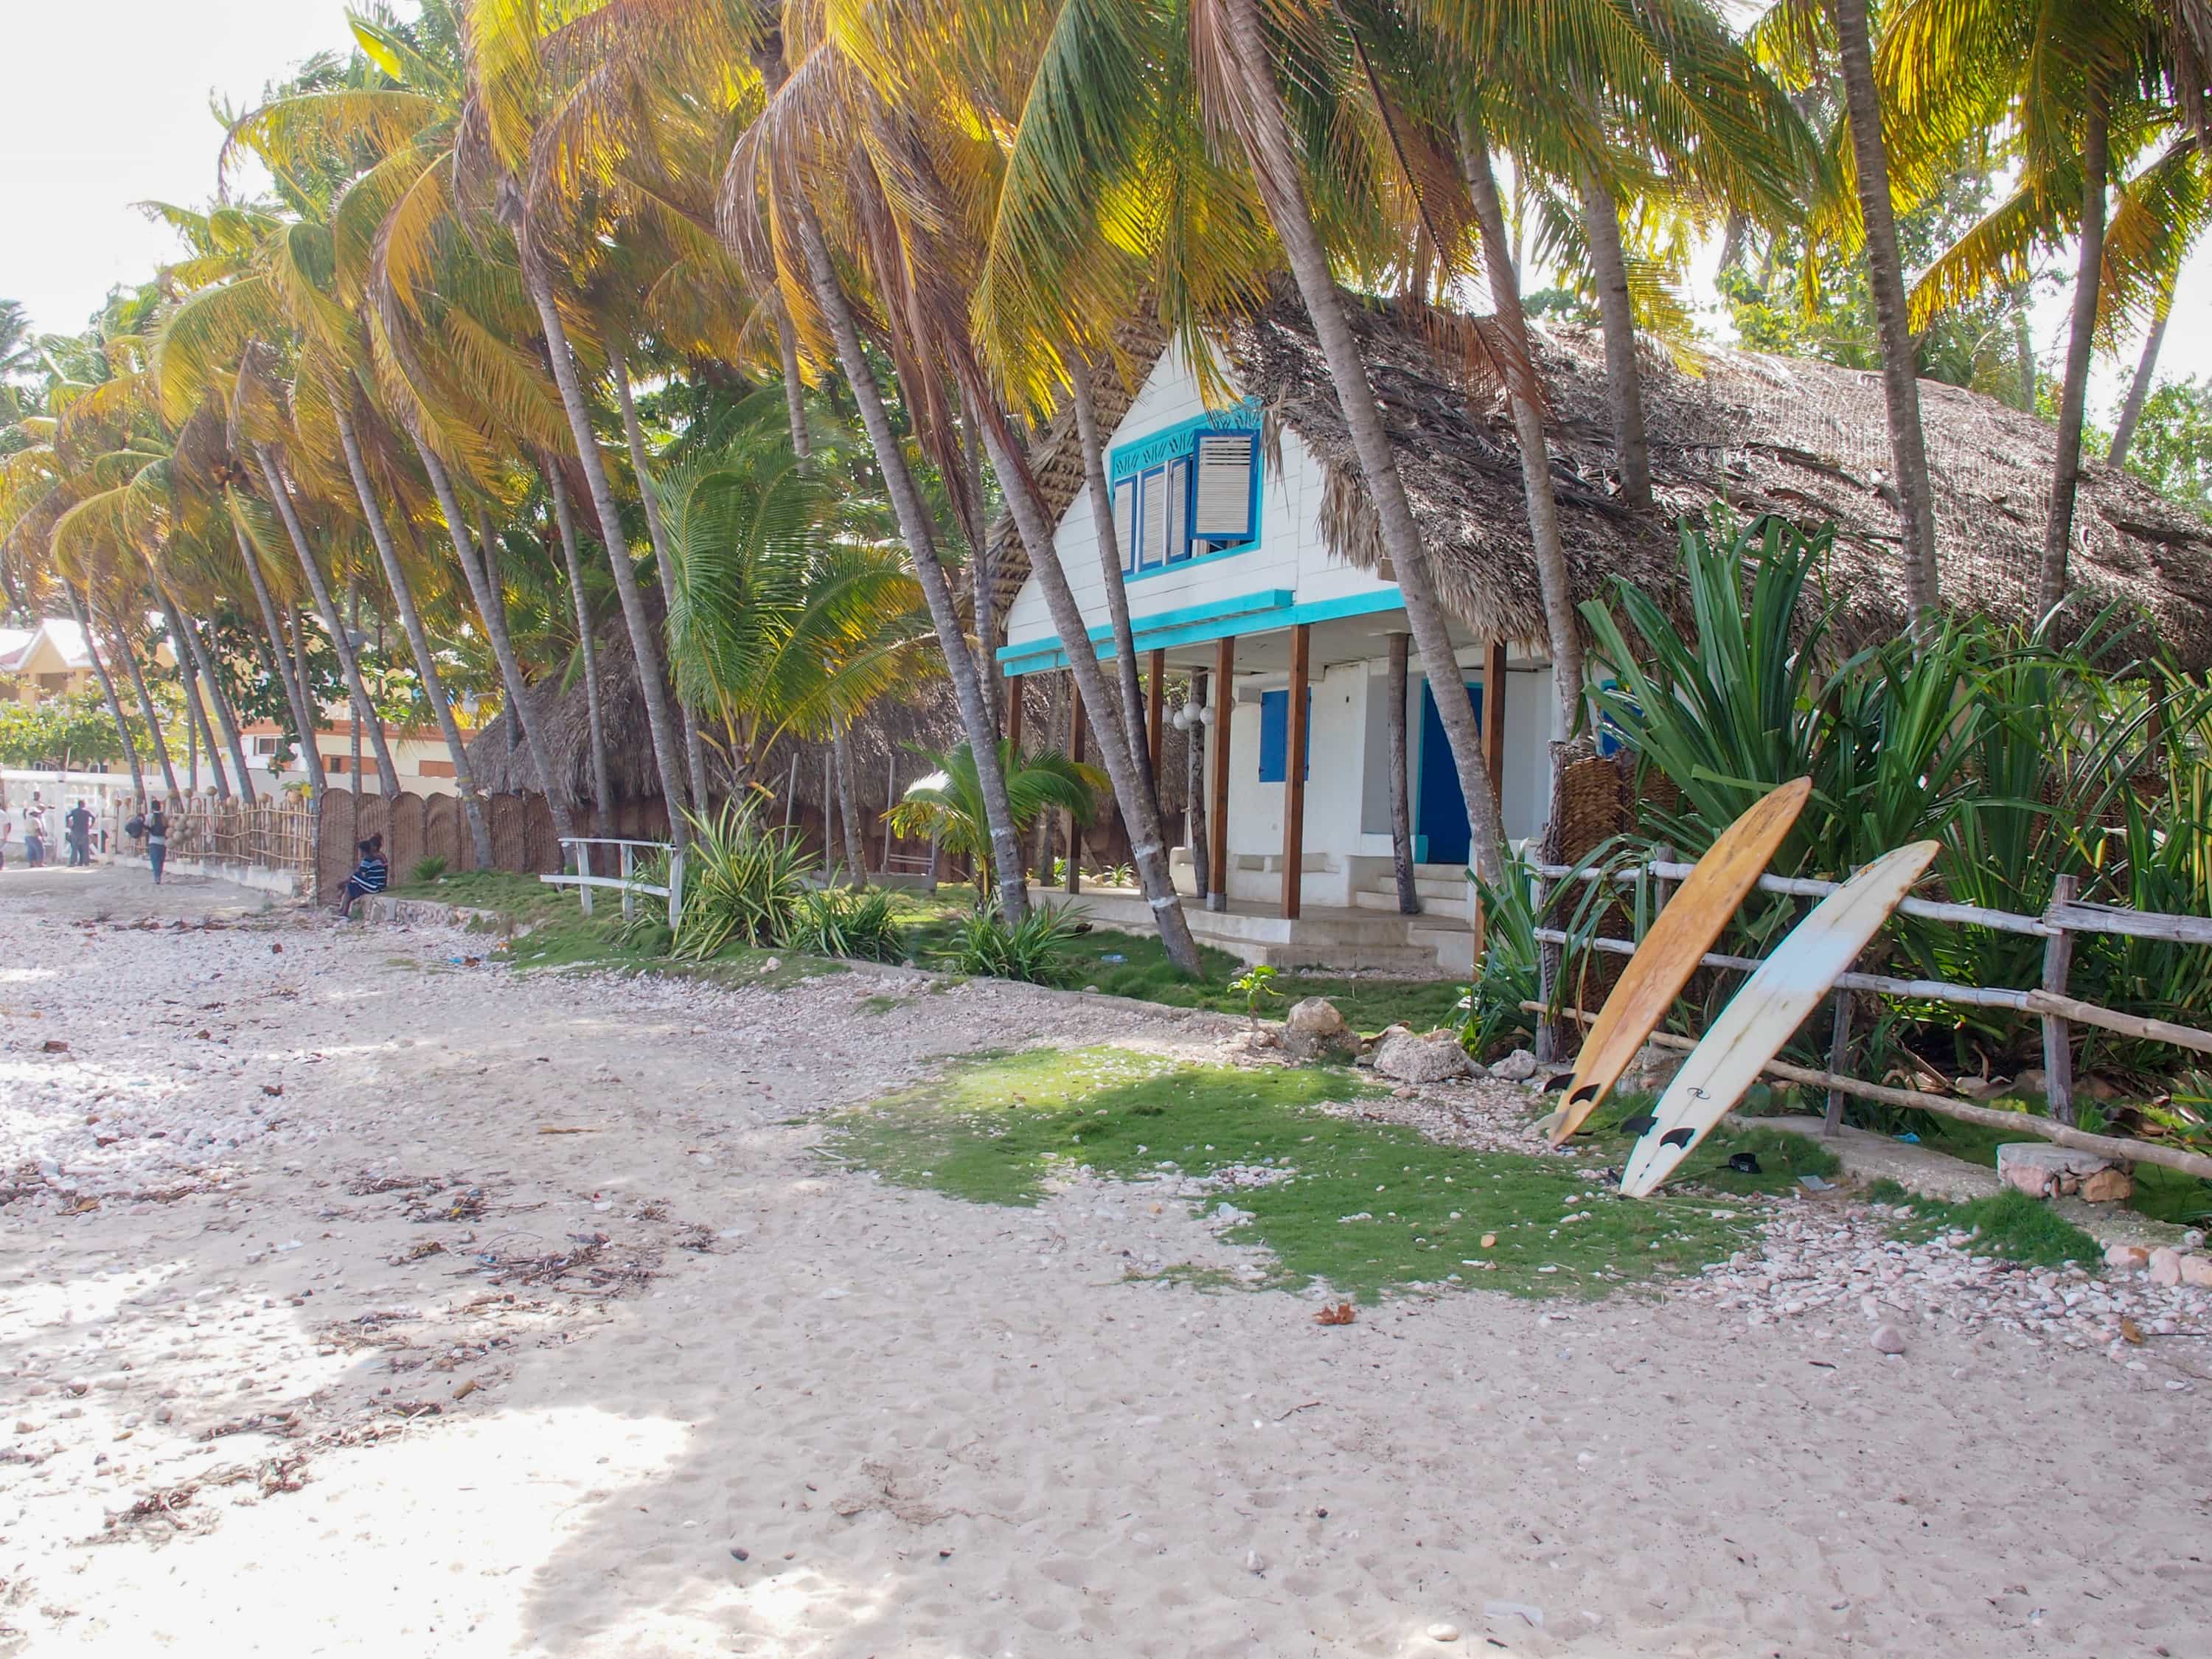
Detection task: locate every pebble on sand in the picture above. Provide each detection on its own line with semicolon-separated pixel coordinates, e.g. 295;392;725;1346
1426;1621;1461;1642
1871;1324;1907;1356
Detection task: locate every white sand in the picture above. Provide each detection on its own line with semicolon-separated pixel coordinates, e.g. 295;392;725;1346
1;859;2206;1657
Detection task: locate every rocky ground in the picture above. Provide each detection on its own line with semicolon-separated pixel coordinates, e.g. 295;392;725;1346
1;859;2208;1657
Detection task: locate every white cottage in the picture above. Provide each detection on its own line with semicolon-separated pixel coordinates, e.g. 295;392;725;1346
989;286;2212;973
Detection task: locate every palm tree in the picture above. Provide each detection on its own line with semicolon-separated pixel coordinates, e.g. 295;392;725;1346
888;739;1103;906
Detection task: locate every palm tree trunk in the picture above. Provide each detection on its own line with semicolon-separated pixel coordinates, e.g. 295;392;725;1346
521;264;692;844
832;726;868;883
254;445;403;796
1831;0;1942;627
160;592;254;803
773;296;811;460
2108;302;2170;473
66;583;145;802
788;190;1029;920
1387;632;1417;914
1068;358;1160;796
330;403;493;868
545;464;615;838
414;437;577;849
957;392;1001;731
234;521;327;794
109;600;180;800
1579;171;1653;511
1218;0;1507;880
1461;124;1586;731
608;340;714;815
976;414;1204;973
2042;102;2111;617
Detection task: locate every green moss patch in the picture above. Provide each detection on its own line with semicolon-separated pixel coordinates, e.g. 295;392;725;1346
1867;1180;2103;1268
827;1046;1765;1301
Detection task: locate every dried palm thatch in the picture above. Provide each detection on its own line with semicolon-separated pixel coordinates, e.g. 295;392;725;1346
464;631;664;804
990;284;2212;668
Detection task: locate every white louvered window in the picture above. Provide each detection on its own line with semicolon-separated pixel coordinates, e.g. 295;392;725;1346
1165;455;1190;562
1192;433;1256;542
1138;465;1169;568
1113;476;1137;573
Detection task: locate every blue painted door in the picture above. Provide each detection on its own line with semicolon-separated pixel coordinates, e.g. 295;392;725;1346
1416;681;1484;868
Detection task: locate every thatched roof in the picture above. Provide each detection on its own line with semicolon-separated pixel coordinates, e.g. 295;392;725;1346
466;631;668;804
990;287;2212;667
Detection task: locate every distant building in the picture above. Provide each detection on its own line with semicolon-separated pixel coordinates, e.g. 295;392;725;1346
0;619;97;703
240;715;470;797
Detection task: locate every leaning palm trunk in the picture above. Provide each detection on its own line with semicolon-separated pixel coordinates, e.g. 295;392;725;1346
1069;358;1160;796
1579;172;1653;511
413;437;577;851
773;296;812;462
1462;125;1586;730
787;193;1029;921
66;583;145;801
179;655;225;798
253;445;403;796
108;600;181;800
2107;299;2170;473
2042;101;2110;616
233;521;327;794
160;590;254;803
544;465;615;838
519;258;691;846
330;403;494;869
977;414;1205;974
1831;0;1942;627
1217;0;1508;882
609;341;714;815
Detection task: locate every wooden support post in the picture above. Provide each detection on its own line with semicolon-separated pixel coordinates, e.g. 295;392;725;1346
1065;678;1083;894
577;844;594;917
1006;675;1024;755
1208;636;1234;912
1281;622;1310;921
2042;873;2079;1124
1147;649;1166;774
1649;844;1677;933
1483;638;1507;805
1822;987;1854;1135
1386;633;1417;915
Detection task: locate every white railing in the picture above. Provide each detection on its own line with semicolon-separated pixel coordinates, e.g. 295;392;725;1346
541;837;684;939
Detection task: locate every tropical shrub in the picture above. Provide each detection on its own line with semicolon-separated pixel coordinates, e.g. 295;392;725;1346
931;902;1088;985
782;886;906;961
667;801;817;961
411;855;448;884
887;740;1104;904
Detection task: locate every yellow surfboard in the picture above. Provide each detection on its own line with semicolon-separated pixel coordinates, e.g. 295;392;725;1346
1541;777;1812;1146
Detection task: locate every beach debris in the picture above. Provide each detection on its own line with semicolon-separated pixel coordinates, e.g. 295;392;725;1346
1427;1622;1461;1642
41;1039;69;1054
1870;1324;1907;1355
1245;1550;1268;1575
1727;1152;1763;1175
1484;1601;1543;1629
1315;1302;1356;1326
729;1547;749;1561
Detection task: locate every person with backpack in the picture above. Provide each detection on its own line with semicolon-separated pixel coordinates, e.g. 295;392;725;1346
145;803;169;884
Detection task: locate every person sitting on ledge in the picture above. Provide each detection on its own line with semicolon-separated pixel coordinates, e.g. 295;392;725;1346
337;838;389;919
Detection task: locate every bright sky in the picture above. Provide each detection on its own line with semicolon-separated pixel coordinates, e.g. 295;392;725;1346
1;1;2203;423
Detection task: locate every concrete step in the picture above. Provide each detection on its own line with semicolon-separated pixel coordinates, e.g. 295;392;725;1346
1352;874;1468;905
1259;942;1453;975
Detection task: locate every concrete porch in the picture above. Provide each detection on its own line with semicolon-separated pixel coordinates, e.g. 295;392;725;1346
1028;875;1474;976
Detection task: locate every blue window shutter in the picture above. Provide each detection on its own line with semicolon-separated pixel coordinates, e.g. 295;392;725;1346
1113;477;1136;573
1193;433;1256;539
1256;689;1310;783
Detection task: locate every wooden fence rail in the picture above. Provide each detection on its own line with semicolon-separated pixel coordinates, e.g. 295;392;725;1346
1528;855;2212;1142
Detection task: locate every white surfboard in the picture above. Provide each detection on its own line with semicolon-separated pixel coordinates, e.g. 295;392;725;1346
1618;841;1941;1199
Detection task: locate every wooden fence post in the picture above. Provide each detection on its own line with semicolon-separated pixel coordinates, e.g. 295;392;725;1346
2042;873;2078;1124
576;841;594;917
1822;988;1854;1135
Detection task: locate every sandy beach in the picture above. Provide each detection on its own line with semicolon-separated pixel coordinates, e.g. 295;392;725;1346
1;860;2206;1657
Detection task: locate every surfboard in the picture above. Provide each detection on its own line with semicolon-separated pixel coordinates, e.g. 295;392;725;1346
1540;778;1813;1147
1618;840;1941;1199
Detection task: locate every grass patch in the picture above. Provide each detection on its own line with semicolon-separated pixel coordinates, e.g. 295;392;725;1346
1565;1096;1845;1197
1866;1179;2103;1268
827;1046;1765;1301
1867;1102;2212;1228
897;910;1469;1032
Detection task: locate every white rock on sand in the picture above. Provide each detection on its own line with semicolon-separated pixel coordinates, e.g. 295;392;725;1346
0;860;2206;1658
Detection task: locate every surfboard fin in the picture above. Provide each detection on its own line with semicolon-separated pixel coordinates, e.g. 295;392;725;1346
1621;1114;1658;1136
1660;1127;1696;1150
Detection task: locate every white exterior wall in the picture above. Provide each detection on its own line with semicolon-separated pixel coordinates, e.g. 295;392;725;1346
999;343;1399;660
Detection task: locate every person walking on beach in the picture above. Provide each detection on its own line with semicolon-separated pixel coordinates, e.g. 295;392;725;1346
335;837;389;919
23;799;48;868
145;802;169;884
64;799;92;867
